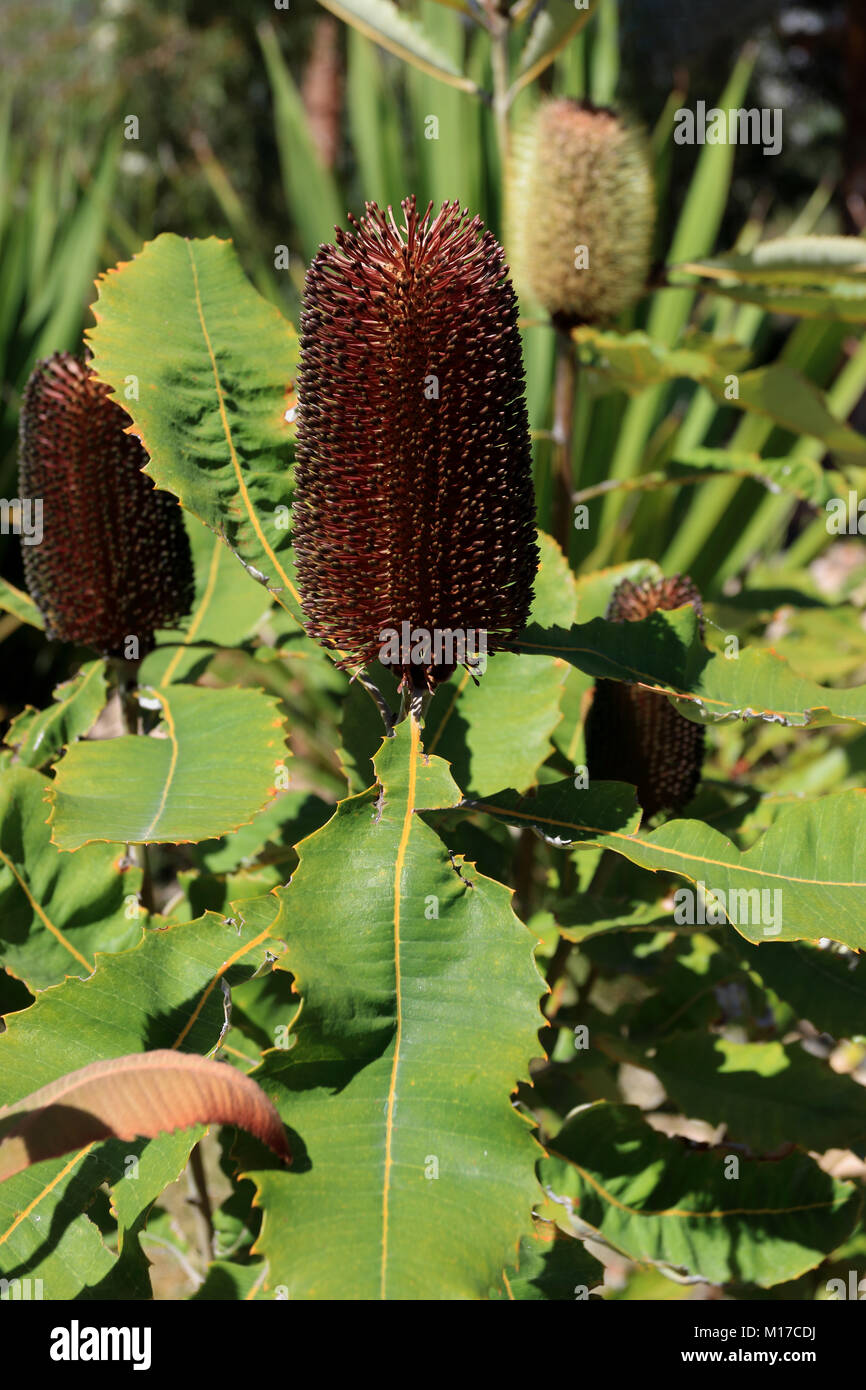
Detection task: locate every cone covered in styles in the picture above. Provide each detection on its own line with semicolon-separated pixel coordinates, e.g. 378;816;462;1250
18;353;194;656
508;98;654;326
585;575;706;818
292;196;539;692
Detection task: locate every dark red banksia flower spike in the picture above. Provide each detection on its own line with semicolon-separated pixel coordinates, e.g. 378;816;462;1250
585;575;706;819
292;196;539;694
18;353;194;658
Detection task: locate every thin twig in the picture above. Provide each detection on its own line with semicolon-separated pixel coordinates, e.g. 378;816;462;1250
351;668;397;735
186;1142;215;1266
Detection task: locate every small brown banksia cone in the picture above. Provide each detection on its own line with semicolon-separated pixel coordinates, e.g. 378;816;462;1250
585;575;706;819
19;353;194;657
293;196;539;693
508;99;654;327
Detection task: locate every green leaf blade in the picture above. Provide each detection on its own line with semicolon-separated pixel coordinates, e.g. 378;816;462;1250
86;234;302;623
541;1102;861;1288
249;719;544;1299
48;685;287;848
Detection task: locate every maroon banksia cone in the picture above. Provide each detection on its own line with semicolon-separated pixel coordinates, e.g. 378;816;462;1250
585;576;706;818
18;353;194;657
508;99;654;327
293;197;539;697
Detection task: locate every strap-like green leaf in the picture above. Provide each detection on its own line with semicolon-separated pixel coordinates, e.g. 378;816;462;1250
513;0;599;95
574;448;842;508
574;327;866;464
258;22;343;262
317;0;480;94
671;235;866;320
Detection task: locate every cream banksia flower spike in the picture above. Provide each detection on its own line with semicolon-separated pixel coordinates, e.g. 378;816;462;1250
508;98;655;327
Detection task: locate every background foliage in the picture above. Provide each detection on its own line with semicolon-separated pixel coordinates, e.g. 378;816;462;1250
2;0;866;1301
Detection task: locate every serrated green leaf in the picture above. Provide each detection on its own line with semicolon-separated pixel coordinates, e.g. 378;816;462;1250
85;234;302;624
0;910;274;1298
48;685;287;849
4;661;108;769
556;894;675;942
462;777;641;845
0;576;43;629
472;778;866;949
493;1224;605;1299
0;767;142;990
740;940;866;1040
192;790;332;877
248;718;544;1299
191;1259;267;1300
414;532;578;795
540;1101;861;1288
140;515;272;688
515;608;866;727
651;1034;866;1157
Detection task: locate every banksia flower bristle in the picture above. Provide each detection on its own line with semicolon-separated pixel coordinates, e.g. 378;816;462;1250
19;353;194;657
585;575;705;818
293;196;539;692
508;99;654;326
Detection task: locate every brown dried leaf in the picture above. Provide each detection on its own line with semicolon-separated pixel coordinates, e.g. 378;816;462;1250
0;1050;290;1182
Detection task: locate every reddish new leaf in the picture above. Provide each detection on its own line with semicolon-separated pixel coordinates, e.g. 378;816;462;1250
0;1050;290;1182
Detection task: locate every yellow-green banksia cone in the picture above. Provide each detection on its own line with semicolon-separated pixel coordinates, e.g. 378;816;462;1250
508;99;655;327
585;575;706;819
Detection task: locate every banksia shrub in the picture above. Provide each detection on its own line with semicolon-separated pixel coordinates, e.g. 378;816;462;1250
508;99;654;326
19;353;194;657
293;196;539;692
585;575;705;818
